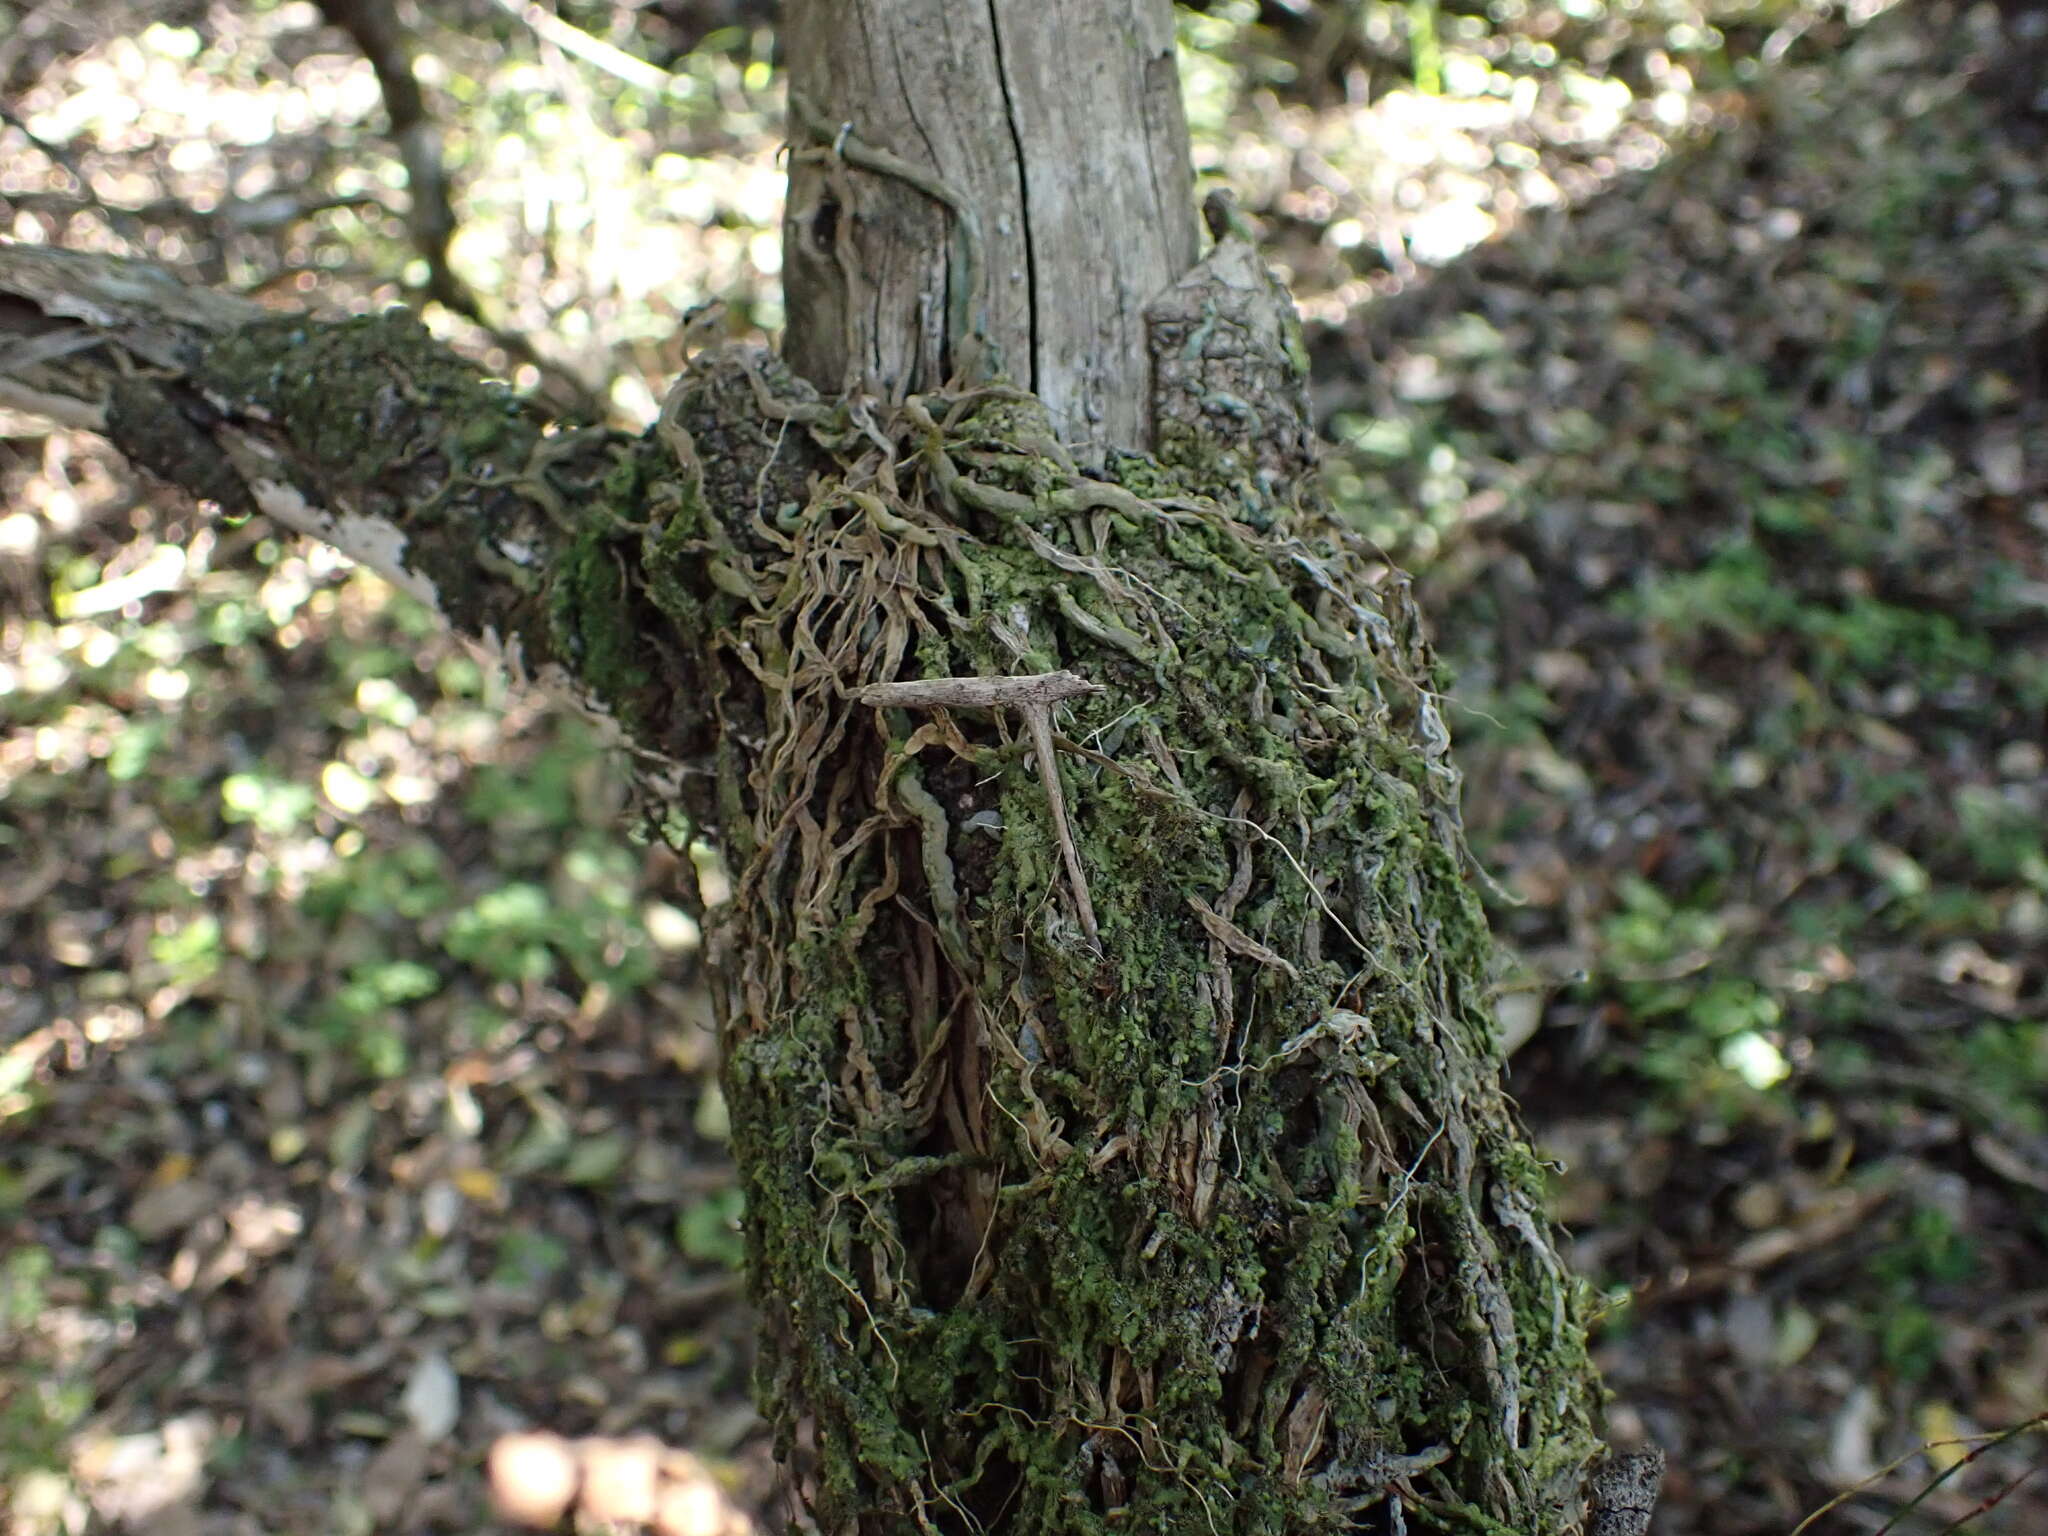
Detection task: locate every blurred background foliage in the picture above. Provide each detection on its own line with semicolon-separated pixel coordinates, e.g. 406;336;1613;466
1;0;2044;1532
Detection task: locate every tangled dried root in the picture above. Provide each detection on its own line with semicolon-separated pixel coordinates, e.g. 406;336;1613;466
622;347;1606;1535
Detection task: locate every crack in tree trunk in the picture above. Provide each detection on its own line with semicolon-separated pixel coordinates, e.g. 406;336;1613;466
780;0;1196;450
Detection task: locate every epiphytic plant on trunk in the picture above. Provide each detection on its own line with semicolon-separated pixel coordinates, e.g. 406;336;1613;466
0;3;1660;1531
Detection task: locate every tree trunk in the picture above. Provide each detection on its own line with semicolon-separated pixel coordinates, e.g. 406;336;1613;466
779;0;1197;447
0;5;1662;1532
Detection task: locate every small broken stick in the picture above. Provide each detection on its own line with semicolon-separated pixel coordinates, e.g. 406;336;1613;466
855;670;1103;942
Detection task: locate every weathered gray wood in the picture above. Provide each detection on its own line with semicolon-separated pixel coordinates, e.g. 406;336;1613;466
780;0;1198;450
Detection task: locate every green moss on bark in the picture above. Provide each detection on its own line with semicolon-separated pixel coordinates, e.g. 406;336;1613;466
190;311;687;740
636;357;1610;1534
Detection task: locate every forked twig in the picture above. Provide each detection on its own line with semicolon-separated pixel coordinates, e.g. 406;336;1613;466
856;671;1102;942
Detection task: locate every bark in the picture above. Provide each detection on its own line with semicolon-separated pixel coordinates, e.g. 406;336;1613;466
780;0;1197;449
0;9;1661;1531
0;247;632;720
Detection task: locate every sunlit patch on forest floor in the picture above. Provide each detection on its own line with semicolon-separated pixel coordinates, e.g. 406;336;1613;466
2;1;2042;1532
1303;6;2048;1531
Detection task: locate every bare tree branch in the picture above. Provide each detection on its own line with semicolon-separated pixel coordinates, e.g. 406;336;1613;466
316;0;607;421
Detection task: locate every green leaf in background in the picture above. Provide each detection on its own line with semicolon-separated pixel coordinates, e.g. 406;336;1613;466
220;772;317;836
492;1229;569;1293
149;914;222;989
106;718;168;782
676;1188;745;1269
563;1131;632;1186
443;882;557;985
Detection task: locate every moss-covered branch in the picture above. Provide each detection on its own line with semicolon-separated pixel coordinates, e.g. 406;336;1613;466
0;242;668;750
